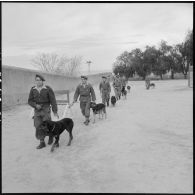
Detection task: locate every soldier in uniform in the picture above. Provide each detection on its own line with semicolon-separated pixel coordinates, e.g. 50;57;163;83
112;74;122;100
70;75;96;125
121;75;127;93
99;76;111;106
28;74;59;149
145;77;150;90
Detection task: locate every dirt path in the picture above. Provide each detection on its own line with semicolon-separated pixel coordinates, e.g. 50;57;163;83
2;80;193;193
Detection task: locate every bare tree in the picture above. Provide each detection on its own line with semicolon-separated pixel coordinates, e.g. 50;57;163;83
31;53;59;72
31;53;82;76
67;56;82;76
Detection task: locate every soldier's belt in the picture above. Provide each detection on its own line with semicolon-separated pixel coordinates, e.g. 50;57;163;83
36;102;50;106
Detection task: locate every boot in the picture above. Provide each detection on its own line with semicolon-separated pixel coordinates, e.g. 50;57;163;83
36;140;46;149
48;135;53;145
84;118;90;125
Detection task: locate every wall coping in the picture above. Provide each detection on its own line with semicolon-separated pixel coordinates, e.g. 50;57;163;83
2;64;112;78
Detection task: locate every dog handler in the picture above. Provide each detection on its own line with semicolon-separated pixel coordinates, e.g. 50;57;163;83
28;74;59;149
145;76;151;90
121;75;127;90
70;75;96;125
112;74;122;100
99;76;111;106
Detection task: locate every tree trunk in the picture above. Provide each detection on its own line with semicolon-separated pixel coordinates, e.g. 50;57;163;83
171;70;174;79
160;74;163;80
184;73;187;79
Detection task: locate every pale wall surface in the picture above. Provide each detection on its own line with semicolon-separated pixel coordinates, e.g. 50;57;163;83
2;65;111;109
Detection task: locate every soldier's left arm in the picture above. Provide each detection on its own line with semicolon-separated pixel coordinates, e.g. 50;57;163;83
90;85;96;102
108;82;111;93
47;86;58;113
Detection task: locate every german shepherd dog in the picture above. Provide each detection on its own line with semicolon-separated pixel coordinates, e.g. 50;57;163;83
150;83;155;88
111;96;116;106
127;85;131;93
38;118;74;152
90;102;107;123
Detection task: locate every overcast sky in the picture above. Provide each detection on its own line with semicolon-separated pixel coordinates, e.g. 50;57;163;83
2;2;193;73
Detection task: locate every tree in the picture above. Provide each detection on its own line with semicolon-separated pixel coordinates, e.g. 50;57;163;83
130;48;149;80
176;43;189;79
31;53;60;72
168;45;183;79
55;55;82;76
31;53;82;76
174;30;193;79
152;41;171;79
113;51;135;78
143;46;158;75
185;30;193;66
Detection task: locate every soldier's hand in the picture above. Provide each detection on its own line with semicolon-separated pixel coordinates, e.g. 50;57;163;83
36;104;42;110
69;102;74;108
54;113;59;119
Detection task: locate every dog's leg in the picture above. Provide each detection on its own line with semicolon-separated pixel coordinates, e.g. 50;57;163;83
67;131;73;146
50;136;59;152
93;113;96;123
102;112;104;119
104;108;107;119
66;123;73;146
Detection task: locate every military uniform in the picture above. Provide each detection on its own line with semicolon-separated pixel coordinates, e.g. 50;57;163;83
73;82;96;123
145;77;150;89
28;85;58;140
121;77;127;88
99;80;111;106
113;77;122;100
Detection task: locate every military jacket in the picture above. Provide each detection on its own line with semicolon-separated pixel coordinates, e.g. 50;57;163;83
99;81;111;93
121;78;127;87
113;78;121;88
74;83;96;102
28;85;58;113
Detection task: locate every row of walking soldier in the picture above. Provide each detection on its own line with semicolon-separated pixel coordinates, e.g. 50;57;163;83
28;73;121;149
28;74;59;149
112;74;127;100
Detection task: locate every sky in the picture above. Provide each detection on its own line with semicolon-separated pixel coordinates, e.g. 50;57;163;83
2;2;193;73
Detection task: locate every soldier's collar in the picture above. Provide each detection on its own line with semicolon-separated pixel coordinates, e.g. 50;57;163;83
34;85;47;90
81;82;88;86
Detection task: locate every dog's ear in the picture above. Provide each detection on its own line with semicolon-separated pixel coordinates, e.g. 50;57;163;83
45;120;55;130
41;121;47;127
42;120;52;128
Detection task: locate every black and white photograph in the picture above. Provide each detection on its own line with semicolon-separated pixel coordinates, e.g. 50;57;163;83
1;1;193;193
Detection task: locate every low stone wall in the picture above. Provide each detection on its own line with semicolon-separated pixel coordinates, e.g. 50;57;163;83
2;65;111;110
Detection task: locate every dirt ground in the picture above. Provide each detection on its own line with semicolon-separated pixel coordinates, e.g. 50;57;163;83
2;79;193;193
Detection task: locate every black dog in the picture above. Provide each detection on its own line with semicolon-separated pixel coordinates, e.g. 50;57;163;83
121;86;127;99
123;90;127;99
127;85;131;93
150;83;155;88
111;96;116;106
90;102;106;123
38;118;74;152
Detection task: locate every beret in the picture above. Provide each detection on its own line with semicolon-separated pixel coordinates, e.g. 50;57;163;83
35;74;45;81
102;76;107;79
81;75;88;80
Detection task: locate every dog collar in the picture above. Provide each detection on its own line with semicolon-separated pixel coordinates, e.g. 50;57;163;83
51;124;56;132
